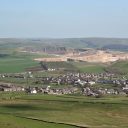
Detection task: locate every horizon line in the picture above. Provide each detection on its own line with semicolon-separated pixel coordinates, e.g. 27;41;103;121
0;37;128;39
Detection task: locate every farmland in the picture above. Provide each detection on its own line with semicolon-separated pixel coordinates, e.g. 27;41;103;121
72;62;105;73
0;93;128;128
0;39;128;128
105;60;128;75
0;51;52;73
0;49;106;74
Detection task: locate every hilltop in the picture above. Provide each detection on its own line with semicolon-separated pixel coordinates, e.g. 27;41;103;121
0;37;128;51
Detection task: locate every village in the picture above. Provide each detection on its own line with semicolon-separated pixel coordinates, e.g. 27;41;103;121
0;71;128;97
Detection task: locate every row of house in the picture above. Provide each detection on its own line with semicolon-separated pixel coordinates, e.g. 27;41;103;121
0;72;128;96
0;83;24;92
26;86;78;95
82;87;124;96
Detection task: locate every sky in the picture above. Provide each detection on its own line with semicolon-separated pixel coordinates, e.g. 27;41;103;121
0;0;128;38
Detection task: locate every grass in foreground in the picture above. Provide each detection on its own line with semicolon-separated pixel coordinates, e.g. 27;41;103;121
0;93;128;128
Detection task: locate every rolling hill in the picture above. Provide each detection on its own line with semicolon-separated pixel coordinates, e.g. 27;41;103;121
0;38;128;51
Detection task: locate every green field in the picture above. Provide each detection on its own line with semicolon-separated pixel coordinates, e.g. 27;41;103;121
72;62;105;73
0;93;128;128
0;51;106;74
78;65;105;73
105;60;128;75
0;58;38;73
0;39;128;128
0;51;53;73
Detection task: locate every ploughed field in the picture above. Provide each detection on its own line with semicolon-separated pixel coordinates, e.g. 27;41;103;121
0;93;128;128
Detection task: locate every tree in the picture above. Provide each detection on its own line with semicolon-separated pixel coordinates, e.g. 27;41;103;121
39;61;48;70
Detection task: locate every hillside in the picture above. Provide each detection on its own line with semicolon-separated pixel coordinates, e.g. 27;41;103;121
0;94;128;128
105;60;128;75
0;38;128;51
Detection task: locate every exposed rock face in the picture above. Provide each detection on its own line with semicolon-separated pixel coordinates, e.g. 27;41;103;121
22;46;67;54
69;51;128;63
34;50;128;63
34;57;67;62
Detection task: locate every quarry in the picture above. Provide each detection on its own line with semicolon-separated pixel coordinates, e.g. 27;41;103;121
34;50;128;63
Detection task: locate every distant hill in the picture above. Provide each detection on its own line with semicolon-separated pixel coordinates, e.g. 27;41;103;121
102;44;128;51
0;38;128;51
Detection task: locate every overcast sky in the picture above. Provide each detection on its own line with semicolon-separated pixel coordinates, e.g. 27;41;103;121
0;0;128;38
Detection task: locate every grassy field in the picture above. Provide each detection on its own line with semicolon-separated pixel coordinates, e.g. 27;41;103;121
78;65;105;73
0;93;128;128
0;53;36;73
0;52;49;73
105;60;128;75
72;62;105;73
0;39;128;128
0;58;38;73
0;51;106;74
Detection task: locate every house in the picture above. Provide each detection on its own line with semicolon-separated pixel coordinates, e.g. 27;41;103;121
88;81;96;85
30;88;37;94
123;84;128;90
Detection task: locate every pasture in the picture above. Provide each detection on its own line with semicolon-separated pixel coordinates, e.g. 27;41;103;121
0;49;106;74
0;51;55;73
0;52;40;73
0;93;128;128
72;62;105;73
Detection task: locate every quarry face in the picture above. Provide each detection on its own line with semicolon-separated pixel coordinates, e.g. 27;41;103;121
34;50;128;63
